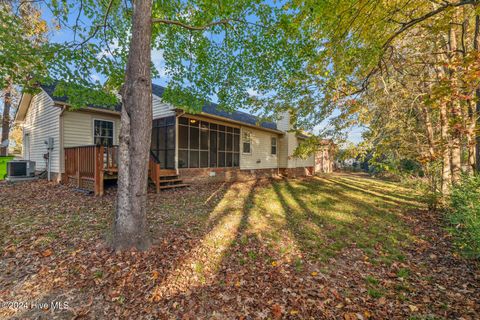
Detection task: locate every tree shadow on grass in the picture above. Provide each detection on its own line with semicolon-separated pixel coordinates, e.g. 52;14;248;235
146;180;260;304
272;177;413;262
331;175;423;205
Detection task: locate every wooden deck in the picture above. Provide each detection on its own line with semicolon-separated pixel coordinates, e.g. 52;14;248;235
63;145;187;196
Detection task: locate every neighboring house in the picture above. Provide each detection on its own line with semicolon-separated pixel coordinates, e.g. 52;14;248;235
14;83;334;194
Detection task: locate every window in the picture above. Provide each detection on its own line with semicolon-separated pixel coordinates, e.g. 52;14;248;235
271;137;277;155
177;116;240;168
242;131;251;154
94;120;114;146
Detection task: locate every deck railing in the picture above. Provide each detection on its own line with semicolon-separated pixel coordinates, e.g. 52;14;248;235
64;145;119;195
149;153;161;193
63;145;174;195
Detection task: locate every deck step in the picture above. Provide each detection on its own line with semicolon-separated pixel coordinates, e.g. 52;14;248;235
158;169;177;176
159;175;179;180
159;179;183;184
158;183;189;190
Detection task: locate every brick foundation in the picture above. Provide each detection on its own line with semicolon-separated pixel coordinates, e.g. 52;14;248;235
179;166;314;184
179;167;282;184
279;167;314;178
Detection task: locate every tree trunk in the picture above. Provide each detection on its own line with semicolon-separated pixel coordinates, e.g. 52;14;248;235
1;86;11;156
474;14;480;172
421;103;436;161
448;24;462;184
440;103;452;194
113;0;152;251
466;99;476;173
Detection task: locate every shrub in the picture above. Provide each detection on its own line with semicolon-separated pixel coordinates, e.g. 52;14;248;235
447;174;480;258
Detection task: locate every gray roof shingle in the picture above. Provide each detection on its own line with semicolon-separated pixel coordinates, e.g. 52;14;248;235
40;82;277;131
152;84;277;131
40;82;122;112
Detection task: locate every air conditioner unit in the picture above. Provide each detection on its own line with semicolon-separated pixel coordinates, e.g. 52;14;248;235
7;160;36;178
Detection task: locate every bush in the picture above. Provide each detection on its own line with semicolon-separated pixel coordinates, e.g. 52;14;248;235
447;174;480;258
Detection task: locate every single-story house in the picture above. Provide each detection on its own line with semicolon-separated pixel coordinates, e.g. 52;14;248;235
13;83;335;194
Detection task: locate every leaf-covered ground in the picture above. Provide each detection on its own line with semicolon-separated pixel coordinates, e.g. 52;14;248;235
0;173;478;319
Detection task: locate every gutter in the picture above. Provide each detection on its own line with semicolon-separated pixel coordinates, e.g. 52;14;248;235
199;112;284;135
174;108;283;135
54;101;121;116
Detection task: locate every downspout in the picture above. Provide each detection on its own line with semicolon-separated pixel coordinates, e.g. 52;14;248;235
58;105;67;182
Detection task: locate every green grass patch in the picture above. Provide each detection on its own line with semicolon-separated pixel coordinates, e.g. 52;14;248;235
367;288;384;299
365;275;380;286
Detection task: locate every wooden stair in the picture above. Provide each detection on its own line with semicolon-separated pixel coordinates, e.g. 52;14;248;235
148;158;189;192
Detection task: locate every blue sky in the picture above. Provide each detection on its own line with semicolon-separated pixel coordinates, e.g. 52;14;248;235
3;3;363;145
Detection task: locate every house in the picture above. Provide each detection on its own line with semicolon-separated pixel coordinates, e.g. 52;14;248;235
14;83;335;194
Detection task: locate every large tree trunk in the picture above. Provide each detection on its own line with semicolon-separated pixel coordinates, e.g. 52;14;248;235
113;0;152;251
1;86;11;156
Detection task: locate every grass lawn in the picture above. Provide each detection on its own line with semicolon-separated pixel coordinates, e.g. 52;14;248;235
0;173;478;319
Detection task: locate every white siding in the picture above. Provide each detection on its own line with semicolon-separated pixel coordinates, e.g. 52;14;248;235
278;134;289;168
62;111;120;147
152;95;175;119
240;127;280;170
22;91;61;172
285;133;315;168
61;110;120;173
276;111;291;132
276;111;292;168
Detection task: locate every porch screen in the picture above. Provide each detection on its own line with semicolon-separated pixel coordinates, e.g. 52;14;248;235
178;116;240;168
151;116;175;169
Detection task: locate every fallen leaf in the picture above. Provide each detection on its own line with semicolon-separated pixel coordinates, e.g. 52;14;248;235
272;304;282;319
343;312;357;320
41;248;53;257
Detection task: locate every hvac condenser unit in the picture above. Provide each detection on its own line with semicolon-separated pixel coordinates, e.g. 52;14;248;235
7;160;36;177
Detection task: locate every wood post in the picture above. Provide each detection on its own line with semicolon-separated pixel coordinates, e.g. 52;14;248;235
76;147;80;189
155;163;159;193
94;145;105;196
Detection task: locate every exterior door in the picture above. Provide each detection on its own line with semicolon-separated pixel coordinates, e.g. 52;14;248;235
151;116;175;169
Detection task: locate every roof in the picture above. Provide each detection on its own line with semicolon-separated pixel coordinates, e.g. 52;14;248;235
151;84;277;131
40;83;122;112
20;82;278;131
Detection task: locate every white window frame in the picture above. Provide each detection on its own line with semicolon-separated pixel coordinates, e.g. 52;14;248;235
242;130;252;154
271;136;277;155
92;119;115;146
